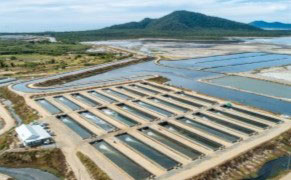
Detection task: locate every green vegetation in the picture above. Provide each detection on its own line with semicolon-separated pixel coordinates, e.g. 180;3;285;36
107;10;260;31
0;40;131;77
0;130;14;151
147;76;170;84
0;149;76;179
0;39;89;56
77;151;111;180
0;87;39;124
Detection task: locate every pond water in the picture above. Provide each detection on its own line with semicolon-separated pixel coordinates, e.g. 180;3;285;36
244;156;291;180
210;76;291;100
0;167;60;180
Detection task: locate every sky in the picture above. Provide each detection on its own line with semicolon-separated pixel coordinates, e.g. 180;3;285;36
0;0;290;33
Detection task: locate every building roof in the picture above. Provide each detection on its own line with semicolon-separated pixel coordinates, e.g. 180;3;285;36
15;124;51;144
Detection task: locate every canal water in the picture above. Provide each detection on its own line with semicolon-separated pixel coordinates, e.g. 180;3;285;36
244;156;291;180
0;167;60;180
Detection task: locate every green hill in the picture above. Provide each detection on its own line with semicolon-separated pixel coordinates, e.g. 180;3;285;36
37;11;291;42
107;11;260;31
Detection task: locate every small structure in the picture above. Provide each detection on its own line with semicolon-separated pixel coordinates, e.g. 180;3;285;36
15;124;52;147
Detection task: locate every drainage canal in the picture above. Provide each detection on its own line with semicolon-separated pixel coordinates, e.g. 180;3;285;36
100;108;138;127
148;97;189;113
129;84;159;94
93;141;153;180
79;111;117;132
57;115;94;139
88;90;117;103
71;93;101;107
194;112;256;135
140;127;203;160
117;104;157;121
222;105;283;124
175;92;217;105
116;86;148;97
162;95;203;108
36;99;62;115
176;117;240;143
103;89;133;100
208;109;269;129
54;96;82;111
160;122;223;151
117;134;179;170
134;101;175;117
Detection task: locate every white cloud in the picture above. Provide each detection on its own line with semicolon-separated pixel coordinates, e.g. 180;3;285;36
0;0;291;32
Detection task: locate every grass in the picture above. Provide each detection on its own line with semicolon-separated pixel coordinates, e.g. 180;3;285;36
0;148;75;179
147;76;170;84
0;39;131;77
0;130;14;151
0;87;39;124
77;151;111;180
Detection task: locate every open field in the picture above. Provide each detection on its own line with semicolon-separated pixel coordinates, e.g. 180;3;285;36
0;40;132;78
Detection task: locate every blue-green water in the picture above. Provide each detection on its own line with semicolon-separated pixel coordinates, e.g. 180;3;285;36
244;156;291;180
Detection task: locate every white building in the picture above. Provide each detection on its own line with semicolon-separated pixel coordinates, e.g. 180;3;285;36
15;124;52;147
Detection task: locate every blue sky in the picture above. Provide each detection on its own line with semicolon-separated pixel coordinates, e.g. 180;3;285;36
0;0;290;32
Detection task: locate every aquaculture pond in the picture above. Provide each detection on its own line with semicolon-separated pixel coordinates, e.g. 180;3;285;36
12;53;291;116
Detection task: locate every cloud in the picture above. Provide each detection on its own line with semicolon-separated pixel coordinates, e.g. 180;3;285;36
0;0;290;32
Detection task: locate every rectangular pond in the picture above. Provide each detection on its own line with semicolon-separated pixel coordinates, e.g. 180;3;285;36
117;134;179;170
117;86;148;97
79;111;117;132
103;89;133;100
129;84;159;94
36;99;62;115
208;109;269;129
54;96;82;111
88;90;117;103
148;97;189;113
175;92;217;105
57;115;94;139
140;127;203;160
162;95;204;108
71;93;101;107
100;108;138;127
93;141;152;180
209;76;291;100
194;112;256;135
221;105;283;124
160;122;223;151
117;104;157;121
134;101;175;117
176;117;240;143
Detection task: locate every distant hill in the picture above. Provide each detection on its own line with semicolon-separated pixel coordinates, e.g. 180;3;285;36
36;11;291;42
250;21;291;30
107;11;260;31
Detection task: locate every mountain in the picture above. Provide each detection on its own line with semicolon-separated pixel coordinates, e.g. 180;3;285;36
40;11;291;42
106;11;260;31
250;21;291;30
